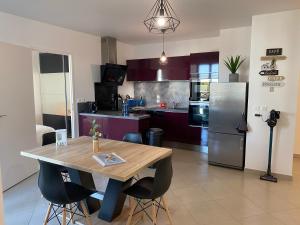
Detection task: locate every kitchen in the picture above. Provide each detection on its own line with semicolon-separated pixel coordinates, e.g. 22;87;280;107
1;1;300;225
78;37;247;170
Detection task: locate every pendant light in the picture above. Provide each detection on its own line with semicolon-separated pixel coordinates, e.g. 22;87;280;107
144;0;180;34
160;32;168;65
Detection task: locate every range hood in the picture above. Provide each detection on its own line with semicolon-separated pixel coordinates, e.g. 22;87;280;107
101;37;127;85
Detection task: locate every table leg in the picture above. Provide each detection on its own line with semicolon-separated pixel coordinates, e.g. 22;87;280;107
67;168;100;214
98;178;132;222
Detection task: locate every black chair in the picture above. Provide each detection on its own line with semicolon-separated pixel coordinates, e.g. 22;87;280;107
123;132;143;144
124;156;173;225
42;132;56;146
38;160;95;225
42;132;69;180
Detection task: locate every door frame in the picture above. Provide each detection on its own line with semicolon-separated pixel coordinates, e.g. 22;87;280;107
32;49;75;138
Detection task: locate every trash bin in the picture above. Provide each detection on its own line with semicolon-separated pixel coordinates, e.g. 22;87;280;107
147;128;164;147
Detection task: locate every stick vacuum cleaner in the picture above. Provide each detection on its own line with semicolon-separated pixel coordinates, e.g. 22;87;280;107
260;109;280;183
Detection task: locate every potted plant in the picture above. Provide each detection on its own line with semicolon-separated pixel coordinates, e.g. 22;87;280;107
89;119;101;153
224;56;246;82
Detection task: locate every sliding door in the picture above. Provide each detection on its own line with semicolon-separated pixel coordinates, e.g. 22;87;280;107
0;42;37;190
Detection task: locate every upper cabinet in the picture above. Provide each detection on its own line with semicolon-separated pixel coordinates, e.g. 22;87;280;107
127;55;190;81
126;52;219;82
190;52;219;80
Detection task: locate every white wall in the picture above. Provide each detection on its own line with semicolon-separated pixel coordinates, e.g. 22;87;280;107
0;168;4;225
32;51;43;124
219;27;252;82
0;12;101;137
295;76;300;155
245;10;300;176
132;36;220;59
117;41;135;98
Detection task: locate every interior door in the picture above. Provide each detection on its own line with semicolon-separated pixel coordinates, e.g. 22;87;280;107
0;42;38;190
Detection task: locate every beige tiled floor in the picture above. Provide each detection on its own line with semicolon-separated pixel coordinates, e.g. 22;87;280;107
4;148;300;225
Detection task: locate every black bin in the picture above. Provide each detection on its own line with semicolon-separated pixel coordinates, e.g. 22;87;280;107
147;128;164;147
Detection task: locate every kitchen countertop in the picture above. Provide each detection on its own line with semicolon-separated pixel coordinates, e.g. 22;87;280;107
79;111;150;120
132;107;188;114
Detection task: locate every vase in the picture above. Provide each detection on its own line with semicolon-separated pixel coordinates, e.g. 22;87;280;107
93;139;100;153
229;73;239;82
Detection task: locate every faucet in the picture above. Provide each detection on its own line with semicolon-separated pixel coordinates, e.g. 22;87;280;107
172;101;177;109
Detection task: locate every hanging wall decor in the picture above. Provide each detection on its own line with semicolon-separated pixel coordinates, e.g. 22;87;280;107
260;48;287;92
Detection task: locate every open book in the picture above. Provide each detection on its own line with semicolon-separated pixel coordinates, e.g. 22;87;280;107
92;153;126;167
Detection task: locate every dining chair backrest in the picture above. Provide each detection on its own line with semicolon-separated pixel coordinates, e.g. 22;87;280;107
42;132;56;146
151;156;173;199
38;160;69;205
123;132;143;144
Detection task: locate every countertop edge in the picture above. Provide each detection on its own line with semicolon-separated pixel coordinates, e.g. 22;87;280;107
79;113;150;120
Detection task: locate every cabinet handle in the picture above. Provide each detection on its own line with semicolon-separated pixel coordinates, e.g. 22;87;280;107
0;115;7;118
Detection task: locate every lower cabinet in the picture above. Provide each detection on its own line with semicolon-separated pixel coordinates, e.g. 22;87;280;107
149;111;201;145
79;113;202;145
79;115;150;141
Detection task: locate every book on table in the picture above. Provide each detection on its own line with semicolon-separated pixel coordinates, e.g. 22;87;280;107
92;153;126;167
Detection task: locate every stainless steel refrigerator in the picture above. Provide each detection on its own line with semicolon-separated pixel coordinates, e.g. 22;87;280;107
208;82;248;170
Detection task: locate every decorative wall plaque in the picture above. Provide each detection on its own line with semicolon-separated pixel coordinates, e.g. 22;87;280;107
268;76;285;81
266;48;282;56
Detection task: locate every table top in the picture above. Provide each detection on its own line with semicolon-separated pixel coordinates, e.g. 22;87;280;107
21;136;172;182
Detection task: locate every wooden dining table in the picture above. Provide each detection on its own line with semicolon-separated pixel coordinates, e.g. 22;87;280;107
21;136;172;222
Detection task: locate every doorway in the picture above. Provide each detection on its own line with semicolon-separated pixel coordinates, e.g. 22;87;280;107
32;51;74;144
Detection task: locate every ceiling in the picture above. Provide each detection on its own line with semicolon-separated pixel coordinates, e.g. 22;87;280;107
0;0;299;44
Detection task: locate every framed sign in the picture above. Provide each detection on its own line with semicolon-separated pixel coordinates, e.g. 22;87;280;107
266;48;282;56
56;129;68;147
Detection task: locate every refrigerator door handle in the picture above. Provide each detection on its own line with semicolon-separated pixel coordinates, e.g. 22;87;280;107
240;138;244;150
236;112;248;133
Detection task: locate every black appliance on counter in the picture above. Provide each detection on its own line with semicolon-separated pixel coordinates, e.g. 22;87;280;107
101;63;127;85
94;83;118;111
77;102;98;113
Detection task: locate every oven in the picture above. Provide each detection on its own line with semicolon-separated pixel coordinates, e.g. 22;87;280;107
188;101;209;128
189;79;210;101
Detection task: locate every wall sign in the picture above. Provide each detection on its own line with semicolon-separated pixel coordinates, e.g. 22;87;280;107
268;76;285;81
266;48;282;56
262;81;285;87
259;70;279;76
260;48;287;92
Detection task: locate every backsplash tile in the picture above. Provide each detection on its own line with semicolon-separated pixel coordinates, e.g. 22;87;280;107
134;81;190;108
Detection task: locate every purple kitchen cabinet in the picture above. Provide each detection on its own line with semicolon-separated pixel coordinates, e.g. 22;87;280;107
149;111;201;145
190;52;219;77
127;56;190;81
159;56;190;81
127;59;156;81
79;115;150;141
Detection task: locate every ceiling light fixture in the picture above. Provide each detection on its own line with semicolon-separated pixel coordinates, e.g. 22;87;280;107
144;0;180;34
160;32;168;65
